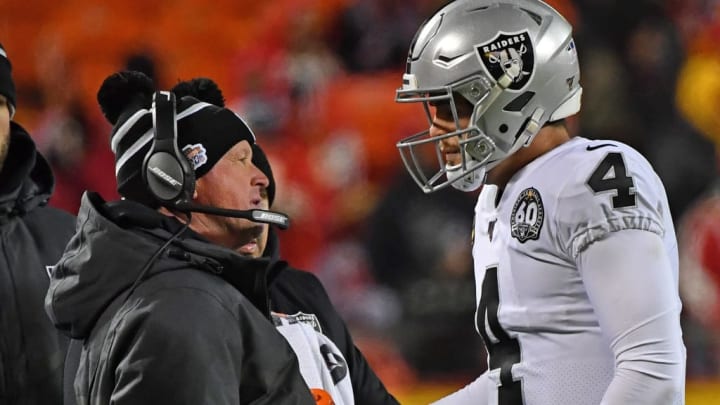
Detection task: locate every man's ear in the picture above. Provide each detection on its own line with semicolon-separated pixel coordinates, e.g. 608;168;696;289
193;189;198;199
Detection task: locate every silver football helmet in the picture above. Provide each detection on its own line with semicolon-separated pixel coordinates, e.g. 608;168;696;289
396;0;582;193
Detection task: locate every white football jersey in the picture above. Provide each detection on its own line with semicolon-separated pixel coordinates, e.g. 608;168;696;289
272;311;354;405
471;137;679;404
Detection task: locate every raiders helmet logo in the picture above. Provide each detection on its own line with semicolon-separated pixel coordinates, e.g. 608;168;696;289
477;31;535;91
510;187;544;243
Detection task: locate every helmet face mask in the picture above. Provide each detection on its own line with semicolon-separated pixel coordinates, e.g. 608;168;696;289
396;77;502;193
395;0;582;193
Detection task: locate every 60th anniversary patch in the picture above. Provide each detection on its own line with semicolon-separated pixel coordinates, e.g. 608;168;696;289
510;187;544;242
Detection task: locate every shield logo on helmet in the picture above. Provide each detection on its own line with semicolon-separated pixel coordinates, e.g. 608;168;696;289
476;31;535;91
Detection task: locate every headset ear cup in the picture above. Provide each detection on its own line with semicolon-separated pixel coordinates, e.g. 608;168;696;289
143;91;196;207
144;150;192;204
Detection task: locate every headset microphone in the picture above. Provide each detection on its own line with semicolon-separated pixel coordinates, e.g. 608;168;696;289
174;201;290;230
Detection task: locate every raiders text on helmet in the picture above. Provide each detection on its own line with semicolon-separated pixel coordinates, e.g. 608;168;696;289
395;0;582;193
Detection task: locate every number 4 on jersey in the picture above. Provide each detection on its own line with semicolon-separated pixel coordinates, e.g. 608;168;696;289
586;152;636;209
477;267;524;404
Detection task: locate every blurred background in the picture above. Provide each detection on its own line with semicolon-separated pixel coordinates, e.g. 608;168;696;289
1;0;719;403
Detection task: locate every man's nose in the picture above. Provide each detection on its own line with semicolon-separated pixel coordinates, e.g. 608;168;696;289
252;164;269;188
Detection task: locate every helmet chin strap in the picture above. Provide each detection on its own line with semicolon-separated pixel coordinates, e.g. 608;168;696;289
447;155;486;192
449;106;543;193
521;108;546;147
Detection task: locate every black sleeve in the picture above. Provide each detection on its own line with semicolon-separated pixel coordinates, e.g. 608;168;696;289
271;269;400;405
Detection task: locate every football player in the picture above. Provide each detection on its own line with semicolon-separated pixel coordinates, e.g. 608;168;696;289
394;0;686;404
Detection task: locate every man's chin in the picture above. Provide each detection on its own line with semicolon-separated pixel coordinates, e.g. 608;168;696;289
234;225;264;257
237;241;259;257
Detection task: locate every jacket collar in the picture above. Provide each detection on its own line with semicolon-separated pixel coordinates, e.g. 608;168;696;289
101;195;274;315
0;123;54;218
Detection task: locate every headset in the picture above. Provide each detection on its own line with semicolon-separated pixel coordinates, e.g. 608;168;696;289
142;91;290;229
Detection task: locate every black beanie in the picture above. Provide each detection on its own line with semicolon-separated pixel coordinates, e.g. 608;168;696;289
171;77;276;207
97;71;256;206
0;43;17;118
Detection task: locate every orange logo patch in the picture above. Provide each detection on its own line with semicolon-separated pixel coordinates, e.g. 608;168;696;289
310;388;334;405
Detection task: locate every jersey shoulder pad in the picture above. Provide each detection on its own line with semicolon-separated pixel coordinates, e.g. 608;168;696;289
552;139;669;257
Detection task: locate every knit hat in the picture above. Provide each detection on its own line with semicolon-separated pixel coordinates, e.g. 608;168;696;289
97;71;256;206
0;43;17;118
171;77;275;206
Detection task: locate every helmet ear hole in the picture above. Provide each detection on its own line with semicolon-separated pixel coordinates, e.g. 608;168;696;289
504;91;536;112
499;124;509;133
